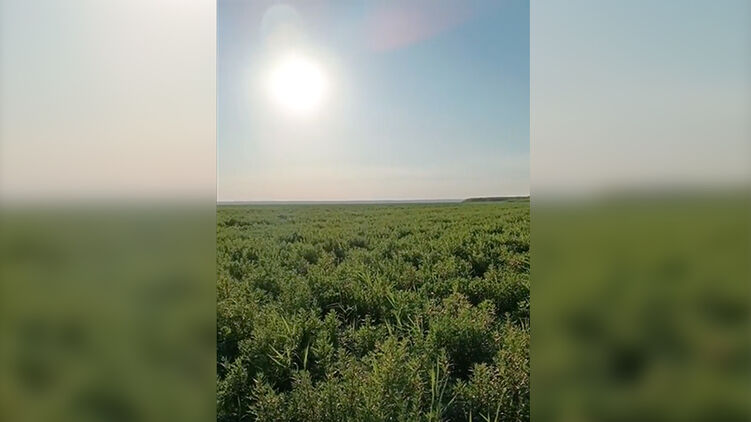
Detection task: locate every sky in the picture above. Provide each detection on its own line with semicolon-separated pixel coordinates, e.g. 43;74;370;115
217;0;530;201
0;0;215;201
531;0;750;196
3;1;743;203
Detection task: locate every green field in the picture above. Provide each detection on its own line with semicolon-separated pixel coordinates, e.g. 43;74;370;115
532;196;751;421
217;202;529;421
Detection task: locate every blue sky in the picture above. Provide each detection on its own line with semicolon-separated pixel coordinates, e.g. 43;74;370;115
218;0;529;201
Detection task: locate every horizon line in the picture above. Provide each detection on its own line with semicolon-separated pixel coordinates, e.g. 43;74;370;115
216;195;530;205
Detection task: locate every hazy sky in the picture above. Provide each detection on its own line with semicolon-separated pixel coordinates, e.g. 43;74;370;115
218;0;529;201
1;1;746;203
0;0;215;201
531;0;751;195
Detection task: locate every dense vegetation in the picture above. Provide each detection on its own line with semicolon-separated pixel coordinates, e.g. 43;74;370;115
217;202;529;421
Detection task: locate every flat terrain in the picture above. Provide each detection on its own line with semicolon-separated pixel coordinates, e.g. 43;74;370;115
217;202;529;421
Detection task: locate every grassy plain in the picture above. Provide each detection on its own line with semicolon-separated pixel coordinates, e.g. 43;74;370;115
1;210;215;422
532;196;750;421
217;201;530;421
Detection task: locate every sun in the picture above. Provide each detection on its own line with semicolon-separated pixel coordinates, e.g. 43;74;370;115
267;53;328;114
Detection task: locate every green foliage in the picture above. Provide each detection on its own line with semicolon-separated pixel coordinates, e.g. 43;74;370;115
427;294;496;378
217;202;529;421
455;320;530;421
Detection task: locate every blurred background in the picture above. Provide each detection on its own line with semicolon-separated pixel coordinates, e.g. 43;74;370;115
0;1;749;421
0;1;216;421
531;1;750;421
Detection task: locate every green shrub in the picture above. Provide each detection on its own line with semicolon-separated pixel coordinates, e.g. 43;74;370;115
428;293;496;378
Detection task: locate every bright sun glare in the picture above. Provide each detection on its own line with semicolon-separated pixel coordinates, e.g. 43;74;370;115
267;53;327;114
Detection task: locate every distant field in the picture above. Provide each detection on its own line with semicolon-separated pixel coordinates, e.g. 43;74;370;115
217;202;530;421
